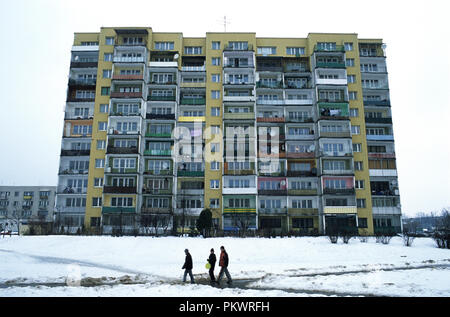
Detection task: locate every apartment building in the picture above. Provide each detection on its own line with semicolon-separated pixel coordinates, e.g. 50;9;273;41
0;186;56;233
55;28;402;235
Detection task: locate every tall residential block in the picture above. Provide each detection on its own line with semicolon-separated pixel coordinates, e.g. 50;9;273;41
55;28;402;235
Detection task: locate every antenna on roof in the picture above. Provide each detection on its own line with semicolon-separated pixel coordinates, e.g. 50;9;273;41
217;16;231;32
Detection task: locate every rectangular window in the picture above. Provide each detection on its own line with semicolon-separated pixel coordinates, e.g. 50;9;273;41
358;218;368;228
351;125;360;135
357;199;366;208
286;47;305;56
101;87;110;96
210;180;220;189
354;161;363;171
211;161;220;170
212;41;220;50
349;91;357;100
257;47;276;55
96;140;106;150
104;53;113;62
349;108;359;117
210;199;219;208
211;143;220;153
95;159;104;168
211;74;220;83
212;57;221;66
347;75;356;83
98;122;107;131
155;42;174;50
92;197;102;207
211;90;220;99
345;58;355;67
344;42;354;51
355;180;365;189
94;178;103;187
211;107;220;116
99;104;109;113
353;143;362;152
105;37;114;45
184;46;202;54
103;69;112;78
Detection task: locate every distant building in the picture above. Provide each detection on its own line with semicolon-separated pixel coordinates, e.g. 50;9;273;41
0;186;56;233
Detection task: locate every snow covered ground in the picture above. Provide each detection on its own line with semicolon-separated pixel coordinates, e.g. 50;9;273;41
0;235;449;297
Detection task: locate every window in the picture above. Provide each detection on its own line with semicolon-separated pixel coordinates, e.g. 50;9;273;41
103;69;112;78
98;122;107;131
94;178;103;187
99;104;109;113
355;180;365;189
344;42;354;51
155;42;174;50
184;46;202;54
210;199;220;208
286;47;305;56
292;199;313;209
211;74;220;83
96;140;106;150
211;90;220;99
353;143;362;152
345;58;355;67
354;161;363;171
211;161;220;170
357;199;366;208
211;107;220;116
292;218;313;229
349;91;357;100
101;87;110;96
212;57;221;66
95;159;105;168
347;75;356;83
228;41;248;50
358;218;368;228
104;53;113;62
210;180;220;189
257;47;276;55
351;125;360;135
211;143;220;153
212;41;220;50
111;197;133;207
105;37;114;45
92;197;102;207
349;108;359;117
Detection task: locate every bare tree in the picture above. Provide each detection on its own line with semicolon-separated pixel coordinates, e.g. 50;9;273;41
433;208;450;249
402;220;419;247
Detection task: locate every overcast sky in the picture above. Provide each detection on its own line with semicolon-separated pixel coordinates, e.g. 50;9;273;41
0;0;449;217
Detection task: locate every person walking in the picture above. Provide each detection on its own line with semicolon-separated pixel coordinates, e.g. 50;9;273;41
182;249;195;284
207;248;217;284
217;246;232;285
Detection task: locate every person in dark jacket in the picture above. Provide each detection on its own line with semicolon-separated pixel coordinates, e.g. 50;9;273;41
217;246;232;284
182;249;194;283
207;248;217;284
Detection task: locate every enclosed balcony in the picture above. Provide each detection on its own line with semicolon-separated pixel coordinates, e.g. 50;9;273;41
286;142;315;159
318;139;353;158
142;178;173;195
177;162;205;177
318;102;349;120
286;160;317;177
223;104;255;120
285;124;315;141
258;177;287;196
110;84;144;99
223;161;256;175
222;175;257;195
70;51;98;68
258;161;286;177
177;179;204;195
359;43;386;58
321;157;354;176
105;157;138;174
315;68;347;85
147;89;176;102
144;142;172;157
318;121;352;138
287;178;318;196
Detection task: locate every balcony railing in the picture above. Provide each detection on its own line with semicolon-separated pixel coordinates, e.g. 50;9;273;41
103;186;137;194
147;95;176;101
142;188;173;195
286;170;317;177
223;112;255;120
256;117;285;123
112;74;144;80
180;98;206;105
106;146;139;154
258;189;288;196
113;56;146;63
60;150;90;156
288;208;319;216
177;170;205;177
110;91;143;99
141;207;173;214
181;65;206;72
146;113;175;120
286;152;315;159
258;208;288;215
365;117;392;124
316;62;346;69
256;81;283;89
323;188;355;195
314;45;345;52
287;189;318;196
102;207;136;214
68;78;97;86
70;61;98;68
363;100;391;107
144;149;172;156
366;135;394;141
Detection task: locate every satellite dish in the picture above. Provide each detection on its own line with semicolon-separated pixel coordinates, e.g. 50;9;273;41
174;54;179;60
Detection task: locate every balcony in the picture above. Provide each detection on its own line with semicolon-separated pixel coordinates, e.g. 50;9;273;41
147;95;176;102
368;152;396;159
373;207;401;215
223;95;256;102
284;99;313;105
178;116;205;122
315;78;347;85
287;189;318;196
222;187;257;195
106;146;139;155
113;56;146;63
286;170;317;177
102;207;136;214
142;188;173;195
68;78;97;86
144;150;172;156
180;98;206;105
256;99;284;105
315;62;346;69
105;167;138;174
258;208;288;215
60;150;90;156
223;207;256;214
146;113;175;120
141;207;172;214
258;189;288;196
223;112;255;120
148;61;178;68
288;208;319;216
177;170;205;177
58;169;89;175
369;169;398;177
314;45;345;52
319;130;352;138
363;100;391;107
181;65;206;72
256;81;283;89
103;186;137;194
286;152;315;159
112;74;144;81
70;61;98;68
110;91;143;99
365;117;392;124
322;188;355;195
256;117;285;123
318;102;349;119
323;206;357;214
366;134;394;141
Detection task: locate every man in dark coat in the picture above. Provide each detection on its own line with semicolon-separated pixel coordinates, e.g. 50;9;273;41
217;246;232;284
207;248;217;284
182;249;194;283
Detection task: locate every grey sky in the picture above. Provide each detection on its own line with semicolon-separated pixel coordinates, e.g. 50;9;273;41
0;0;449;217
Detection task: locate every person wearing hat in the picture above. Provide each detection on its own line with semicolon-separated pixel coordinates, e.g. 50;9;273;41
182;248;194;284
207;248;217;284
217;246;232;285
